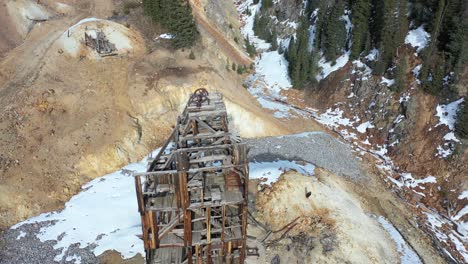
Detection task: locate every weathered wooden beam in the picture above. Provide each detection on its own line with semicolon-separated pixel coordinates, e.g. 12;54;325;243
134;176;144;214
148;126;177;171
158;214;184;240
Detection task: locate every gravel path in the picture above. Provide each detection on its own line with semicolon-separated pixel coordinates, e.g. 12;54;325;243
0;132;366;264
246;132;366;181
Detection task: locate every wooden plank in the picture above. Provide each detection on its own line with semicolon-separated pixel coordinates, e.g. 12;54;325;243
195;118;217;134
206;207;211;244
153;211;160;249
189;154;229;164
188;110;227;118
148;127;177;171
180;131;230;141
158;214;184;240
177;144;233;152
134;176;144;214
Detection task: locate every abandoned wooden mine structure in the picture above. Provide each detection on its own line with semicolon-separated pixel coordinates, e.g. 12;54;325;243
133;89;249;264
84;30;116;56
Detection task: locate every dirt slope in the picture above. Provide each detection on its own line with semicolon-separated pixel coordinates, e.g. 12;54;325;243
0;0;321;229
0;1;22;58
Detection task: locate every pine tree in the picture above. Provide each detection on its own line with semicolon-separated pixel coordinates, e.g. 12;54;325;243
278;42;284;54
321;0;347;63
261;0;273;9
270;29;278;50
393;54;408;92
189;50;195;60
350;0;371;60
245;38;257;57
142;0;198;49
397;0;409;44
285;16;318;88
455;102;468;139
308;49;320;86
373;0;400;75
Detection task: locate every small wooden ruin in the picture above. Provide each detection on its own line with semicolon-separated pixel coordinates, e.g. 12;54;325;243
84;31;117;56
134;89;249;264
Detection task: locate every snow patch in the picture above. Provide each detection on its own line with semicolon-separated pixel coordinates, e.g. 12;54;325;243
443;132;460;143
435;98;464;130
156;33;174;39
315;108;354;128
317;52;350;80
412;64;422;77
16;231;26;240
250;160;315;185
65;254;82;264
405;26;430;53
381;77;395;87
356;121;374;133
459;191;468;200
365;48;379;61
256;51;292;94
399;173;436;190
436;145;453;158
238;0;271;50
12;153;153;261
377;217;422;264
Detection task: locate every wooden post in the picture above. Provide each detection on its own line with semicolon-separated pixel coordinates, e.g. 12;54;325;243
226;241;232;264
134;176;144;214
177;151;192;263
149;211;158;249
184;209;192;264
195;244;201;264
240;204;247;263
141;214;149;249
206;207;212;264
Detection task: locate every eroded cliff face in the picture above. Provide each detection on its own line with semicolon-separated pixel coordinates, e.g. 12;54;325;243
307;53;468;213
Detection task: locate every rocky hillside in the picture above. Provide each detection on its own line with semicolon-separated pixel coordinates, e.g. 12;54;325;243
235;0;467;262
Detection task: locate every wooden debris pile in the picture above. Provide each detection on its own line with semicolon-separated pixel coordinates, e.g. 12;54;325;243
84;31;116;56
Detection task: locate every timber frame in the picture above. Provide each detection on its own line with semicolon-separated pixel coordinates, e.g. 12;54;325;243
134;90;249;264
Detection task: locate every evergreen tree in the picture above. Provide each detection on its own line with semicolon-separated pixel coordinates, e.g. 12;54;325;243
373;0;400;75
278;42;284;54
189;50;195;60
142;0;198;49
261;0;273;9
397;0;409;45
393;54;408;93
270;29;278;50
285;16;318;88
253;13;271;41
245;38;257;57
320;0;347;63
409;0;438;30
455;102;468;139
350;0;371;60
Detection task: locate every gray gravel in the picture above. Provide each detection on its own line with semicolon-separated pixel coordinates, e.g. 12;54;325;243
0;132;365;264
0;222;98;264
246;132;366;181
